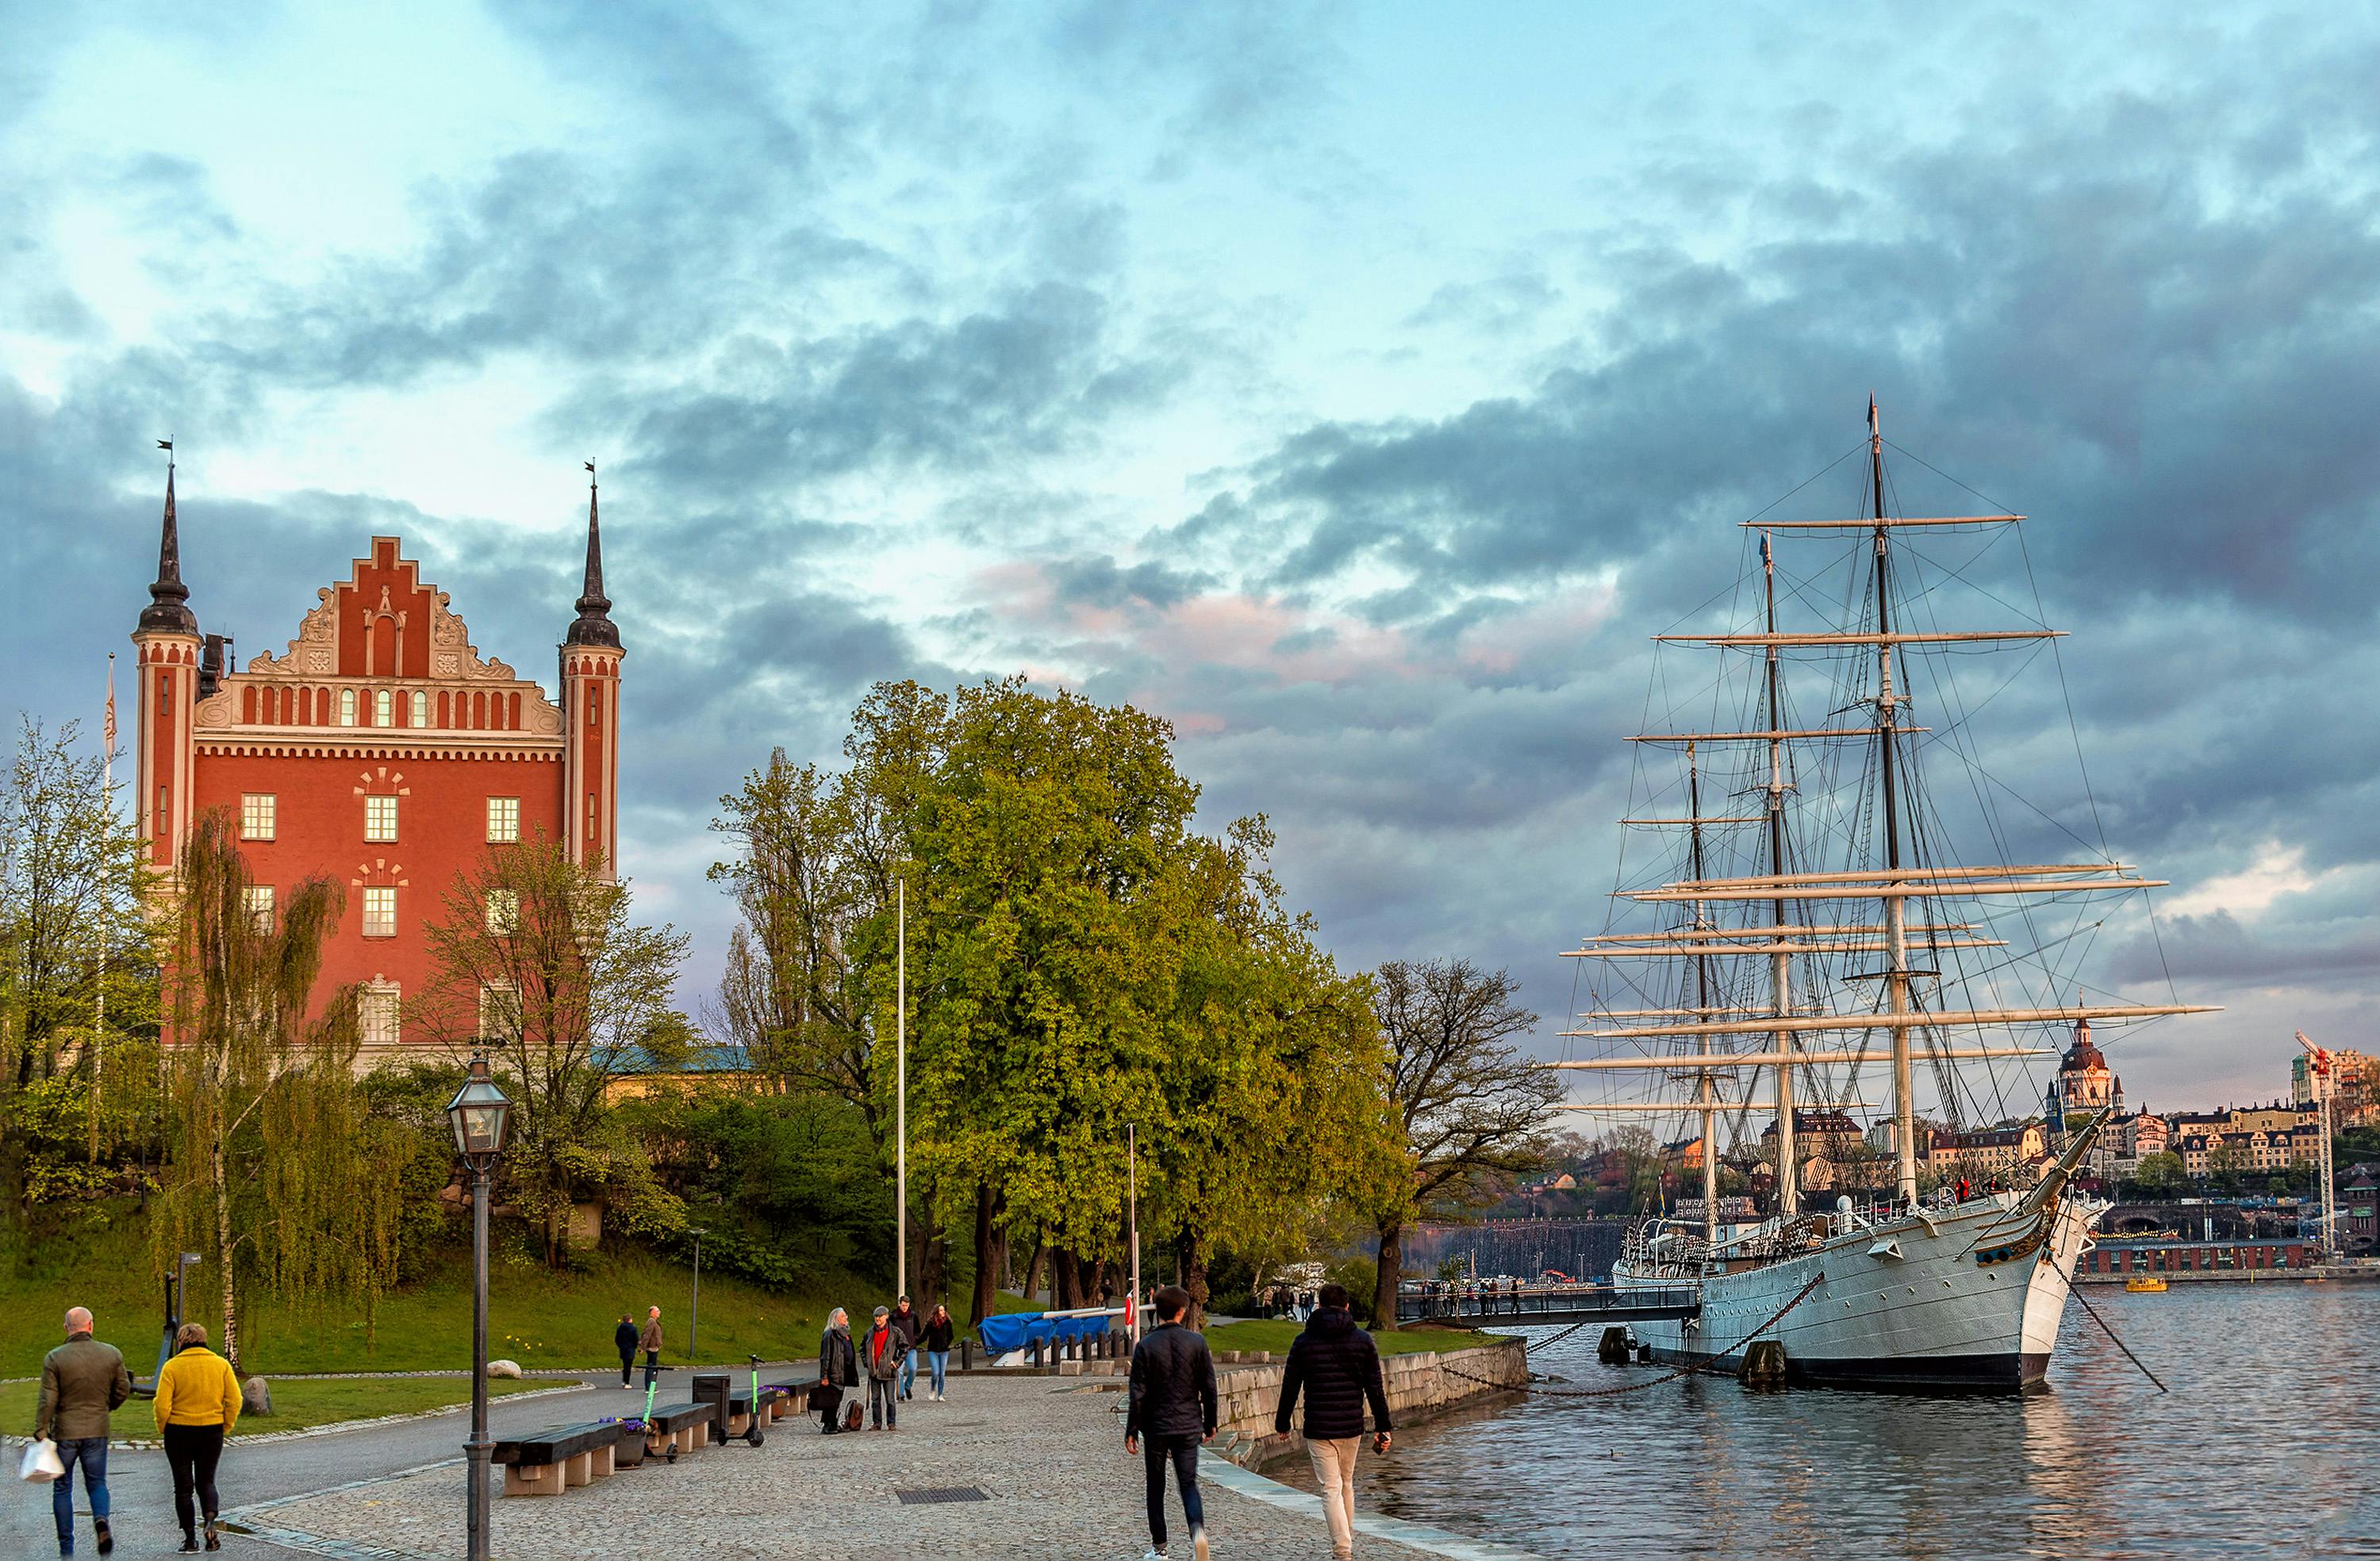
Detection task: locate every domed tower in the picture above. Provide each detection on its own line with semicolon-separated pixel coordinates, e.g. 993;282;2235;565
132;447;202;873
2056;1016;2121;1118
559;463;623;880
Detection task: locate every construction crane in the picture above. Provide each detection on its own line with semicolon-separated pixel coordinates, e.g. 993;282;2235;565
2295;1030;2338;1264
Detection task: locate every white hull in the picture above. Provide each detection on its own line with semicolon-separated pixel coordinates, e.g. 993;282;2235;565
1614;1193;2098;1392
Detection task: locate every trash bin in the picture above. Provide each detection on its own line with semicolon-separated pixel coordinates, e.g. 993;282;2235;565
691;1373;731;1437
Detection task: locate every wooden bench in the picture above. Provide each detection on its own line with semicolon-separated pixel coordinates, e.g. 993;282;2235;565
642;1402;715;1458
491;1422;620;1498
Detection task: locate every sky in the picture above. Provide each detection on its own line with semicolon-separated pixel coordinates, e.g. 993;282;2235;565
4;2;2377;1114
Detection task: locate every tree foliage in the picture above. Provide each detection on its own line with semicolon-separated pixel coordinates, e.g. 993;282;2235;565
1366;957;1557;1327
414;834;690;1266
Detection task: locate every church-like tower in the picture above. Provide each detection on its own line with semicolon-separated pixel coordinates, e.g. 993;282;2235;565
131;451;201;873
559;464;624;880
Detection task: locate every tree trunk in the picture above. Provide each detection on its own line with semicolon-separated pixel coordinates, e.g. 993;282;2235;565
1174;1226;1209;1329
918;1186;947;1305
1051;1245;1079;1310
213;1130;240;1370
969;1180;1003;1328
1372;1220;1403;1333
1021;1235;1048;1305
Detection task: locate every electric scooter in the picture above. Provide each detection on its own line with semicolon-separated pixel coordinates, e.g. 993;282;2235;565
740;1354;767;1448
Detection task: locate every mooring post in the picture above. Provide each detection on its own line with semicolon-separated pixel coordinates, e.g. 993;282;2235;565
1740;1339;1787;1390
1597;1326;1632;1365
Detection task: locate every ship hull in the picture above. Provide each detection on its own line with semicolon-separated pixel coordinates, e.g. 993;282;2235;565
1614;1194;2096;1394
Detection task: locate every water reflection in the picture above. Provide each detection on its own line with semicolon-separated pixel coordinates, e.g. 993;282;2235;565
1304;1285;2379;1558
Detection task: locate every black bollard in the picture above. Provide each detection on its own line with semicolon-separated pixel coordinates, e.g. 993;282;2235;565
1030;1337;1042;1369
961;1339;973;1373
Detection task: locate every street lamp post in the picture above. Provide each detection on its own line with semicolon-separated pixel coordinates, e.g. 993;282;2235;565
1127;1123;1142;1346
447;1055;512;1561
896;874;906;1300
689;1228;706;1360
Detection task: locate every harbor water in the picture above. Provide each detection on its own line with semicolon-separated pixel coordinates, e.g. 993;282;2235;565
1321;1282;2378;1557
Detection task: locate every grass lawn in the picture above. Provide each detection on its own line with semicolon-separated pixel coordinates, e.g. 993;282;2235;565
1203;1320;1507;1356
2;1210;881;1376
2;1374;556;1437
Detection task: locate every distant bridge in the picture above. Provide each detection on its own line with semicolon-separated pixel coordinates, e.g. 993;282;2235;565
1395;1283;1701;1328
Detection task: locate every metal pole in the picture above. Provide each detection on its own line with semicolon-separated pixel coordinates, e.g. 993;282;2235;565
897;875;907;1300
890;871;895;1294
1128;1122;1142;1344
466;1160;491;1561
689;1230;703;1360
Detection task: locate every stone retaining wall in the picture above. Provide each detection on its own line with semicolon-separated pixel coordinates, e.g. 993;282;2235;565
1206;1339;1527;1470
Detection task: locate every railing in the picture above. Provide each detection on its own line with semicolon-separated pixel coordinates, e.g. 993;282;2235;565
1395;1283;1701;1325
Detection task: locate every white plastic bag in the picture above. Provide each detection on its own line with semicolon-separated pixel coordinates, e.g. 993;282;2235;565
18;1438;64;1483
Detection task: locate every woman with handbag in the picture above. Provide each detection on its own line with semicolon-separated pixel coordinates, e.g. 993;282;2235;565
814;1309;856;1434
152;1323;241;1553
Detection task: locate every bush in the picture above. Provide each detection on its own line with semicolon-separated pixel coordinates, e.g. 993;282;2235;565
1326;1255;1377;1325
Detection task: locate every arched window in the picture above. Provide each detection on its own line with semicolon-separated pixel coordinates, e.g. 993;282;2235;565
410;691;428;728
339;688;358;727
374;688;393;727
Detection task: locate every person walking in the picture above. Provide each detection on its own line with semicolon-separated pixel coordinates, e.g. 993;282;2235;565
815;1309;856;1434
613;1314;639;1386
152;1322;242;1554
1273;1283;1393;1561
1125;1285;1215;1561
889;1294;920;1402
862;1306;906;1430
35;1305;132;1558
920;1304;955;1402
639;1306;664;1389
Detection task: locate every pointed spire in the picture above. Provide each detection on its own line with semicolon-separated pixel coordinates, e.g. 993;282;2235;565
566;458;620;648
139;441;198;635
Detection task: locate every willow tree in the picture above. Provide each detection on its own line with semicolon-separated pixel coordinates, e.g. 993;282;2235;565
416;835;689;1267
155;808;408;1368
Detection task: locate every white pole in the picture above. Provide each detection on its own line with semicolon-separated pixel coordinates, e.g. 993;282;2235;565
890;871;895;1294
1128;1122;1142;1343
896;875;907;1301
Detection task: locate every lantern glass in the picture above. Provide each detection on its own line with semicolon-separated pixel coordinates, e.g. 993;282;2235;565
444;1064;512;1160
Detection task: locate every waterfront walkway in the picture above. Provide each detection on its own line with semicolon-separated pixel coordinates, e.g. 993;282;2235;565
16;1364;1511;1559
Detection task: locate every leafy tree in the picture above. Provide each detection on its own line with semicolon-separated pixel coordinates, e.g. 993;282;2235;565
153;809;413;1367
2132;1150;2183;1195
415;835;689;1267
1367;958;1558;1328
0;719;159;1219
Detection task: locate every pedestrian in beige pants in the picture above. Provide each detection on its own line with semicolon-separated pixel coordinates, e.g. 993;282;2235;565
1272;1283;1393;1560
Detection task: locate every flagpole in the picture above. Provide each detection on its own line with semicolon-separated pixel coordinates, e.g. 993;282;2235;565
93;652;115;1164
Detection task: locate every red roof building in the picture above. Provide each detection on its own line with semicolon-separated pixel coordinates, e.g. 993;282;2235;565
131;459;624;1060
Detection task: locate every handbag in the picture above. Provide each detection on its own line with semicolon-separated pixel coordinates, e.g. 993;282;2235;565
19;1439;65;1484
806;1379;835;1412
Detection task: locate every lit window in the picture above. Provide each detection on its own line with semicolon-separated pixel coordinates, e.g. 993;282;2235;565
363;886;397;938
410;690;428;728
486;889;519;936
359;984;401;1049
374;689;393;727
365;795;399;842
478;980;521;1041
240;793;277;841
486;796;520;842
245;884;274;932
339;688;357;726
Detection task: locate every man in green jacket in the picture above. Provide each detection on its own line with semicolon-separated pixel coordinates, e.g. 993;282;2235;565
36;1305;132;1557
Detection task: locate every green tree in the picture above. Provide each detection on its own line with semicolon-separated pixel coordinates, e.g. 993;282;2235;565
0;718;160;1219
2132;1151;2183;1195
153;809;412;1367
1366;958;1558;1328
416;835;689;1267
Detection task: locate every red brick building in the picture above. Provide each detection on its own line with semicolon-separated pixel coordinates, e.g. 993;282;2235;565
132;459;623;1059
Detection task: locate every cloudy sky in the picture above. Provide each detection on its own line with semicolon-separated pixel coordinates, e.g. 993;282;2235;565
5;2;2375;1112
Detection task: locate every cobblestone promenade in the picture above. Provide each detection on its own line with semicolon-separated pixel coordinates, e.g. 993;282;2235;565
244;1370;1461;1560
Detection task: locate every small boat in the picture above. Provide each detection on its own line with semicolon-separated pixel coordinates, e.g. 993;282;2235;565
2125;1276;2167;1293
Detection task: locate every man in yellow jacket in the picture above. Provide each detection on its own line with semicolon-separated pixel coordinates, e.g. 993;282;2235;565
152;1325;241;1553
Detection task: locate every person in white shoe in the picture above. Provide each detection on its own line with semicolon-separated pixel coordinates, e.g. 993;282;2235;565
920;1304;955;1402
1125;1286;1215;1561
1273;1283;1392;1561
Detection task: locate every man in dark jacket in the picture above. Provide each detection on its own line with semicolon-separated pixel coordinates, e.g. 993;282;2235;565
37;1304;132;1558
816;1310;857;1433
861;1306;906;1430
613;1314;639;1386
1273;1283;1392;1561
1125;1285;1215;1561
889;1294;919;1402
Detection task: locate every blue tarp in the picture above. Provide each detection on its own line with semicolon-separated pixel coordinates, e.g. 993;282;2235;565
977;1310;1113;1353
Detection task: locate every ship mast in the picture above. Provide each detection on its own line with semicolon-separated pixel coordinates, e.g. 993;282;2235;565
1762;528;1797;1218
1868;398;1921;1208
1687;744;1720;1252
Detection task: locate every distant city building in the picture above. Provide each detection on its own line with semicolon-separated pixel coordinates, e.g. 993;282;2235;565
2048;1017;2124;1182
1925;1122;2050;1177
132;462;624;1064
2295;1047;2376;1122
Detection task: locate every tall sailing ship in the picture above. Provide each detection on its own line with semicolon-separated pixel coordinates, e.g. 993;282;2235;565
1566;403;2214;1392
